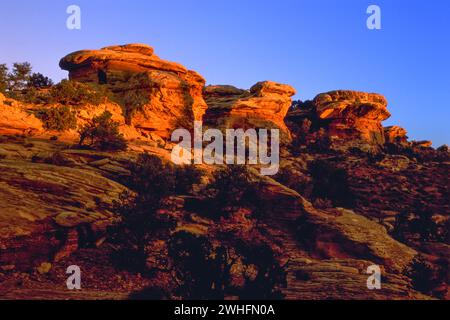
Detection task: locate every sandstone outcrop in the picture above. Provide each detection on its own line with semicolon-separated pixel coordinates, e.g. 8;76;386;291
60;44;207;139
312;90;390;146
203;81;296;141
384;126;408;144
0;94;43;136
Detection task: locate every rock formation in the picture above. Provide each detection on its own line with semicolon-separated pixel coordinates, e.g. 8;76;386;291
60;44;207;139
0;93;43;136
312;90;390;146
287;90;392;149
384;125;408;145
203;81;296;141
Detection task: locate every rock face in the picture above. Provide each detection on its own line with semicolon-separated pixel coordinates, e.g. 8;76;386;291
60;44;207;139
203;81;296;141
0;139;127;271
0;94;43;136
312;90;391;146
384;126;408;144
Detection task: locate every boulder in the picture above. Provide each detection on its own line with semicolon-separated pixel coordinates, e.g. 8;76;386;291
60;44;208;139
203;81;296;142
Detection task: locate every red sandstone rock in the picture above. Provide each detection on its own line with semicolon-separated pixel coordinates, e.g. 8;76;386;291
0;93;43;136
60;44;207;139
203;81;296;141
384;126;408;144
312;90;391;146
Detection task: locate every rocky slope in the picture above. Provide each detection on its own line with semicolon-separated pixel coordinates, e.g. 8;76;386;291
0;44;448;300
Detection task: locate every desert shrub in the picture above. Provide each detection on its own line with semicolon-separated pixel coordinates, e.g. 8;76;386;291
78;111;127;151
47;80;112;106
309;159;354;208
21;87;49;104
0;64;8;94
27;72;53;89
168;231;233;299
405;255;448;298
124;153;202;197
109;154;203;271
207;165;258;217
37;106;77;131
237;241;286;300
168;231;286;300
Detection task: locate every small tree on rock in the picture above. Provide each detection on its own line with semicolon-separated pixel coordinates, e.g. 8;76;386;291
78;111;127;151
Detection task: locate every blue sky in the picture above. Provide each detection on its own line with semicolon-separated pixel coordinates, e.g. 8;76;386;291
0;0;448;145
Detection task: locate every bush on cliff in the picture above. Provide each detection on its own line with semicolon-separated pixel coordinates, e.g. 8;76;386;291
37;106;77;131
48;80;111;106
207;165;259;217
78;111;127;151
309;158;354;208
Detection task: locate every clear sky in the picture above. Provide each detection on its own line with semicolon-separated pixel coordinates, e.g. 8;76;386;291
0;0;448;145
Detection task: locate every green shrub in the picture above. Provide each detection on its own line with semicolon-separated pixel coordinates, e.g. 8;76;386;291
237;242;286;300
168;231;233;299
309;158;354;208
27;72;53;89
0;64;8;94
0;62;54;97
78;111;127;151
48;80;112;106
8;62;32;92
207;165;257;217
37;106;77;131
168;232;286;300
